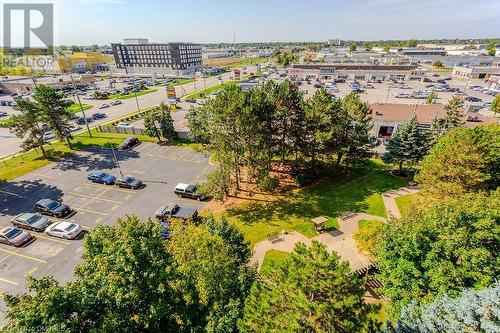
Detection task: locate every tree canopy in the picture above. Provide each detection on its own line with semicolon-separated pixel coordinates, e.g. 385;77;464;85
4;216;254;333
239;241;380;332
376;190;500;317
416;124;499;198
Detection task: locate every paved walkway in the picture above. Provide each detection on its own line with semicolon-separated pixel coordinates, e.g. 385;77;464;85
381;186;419;218
250;186;419;271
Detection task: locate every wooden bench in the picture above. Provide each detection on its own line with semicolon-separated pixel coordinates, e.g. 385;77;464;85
340;212;358;220
267;233;281;243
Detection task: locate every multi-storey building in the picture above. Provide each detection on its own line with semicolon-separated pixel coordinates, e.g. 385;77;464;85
111;39;202;77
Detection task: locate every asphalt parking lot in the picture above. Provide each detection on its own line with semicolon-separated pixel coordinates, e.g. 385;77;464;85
0;142;212;298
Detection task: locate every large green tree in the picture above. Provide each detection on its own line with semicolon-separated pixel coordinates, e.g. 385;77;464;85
143;110;162;141
4;216;254;333
376;190;500;317
416;124;499;198
157;103;177;141
239;242;380;332
382;113;430;174
490;94;500;117
33;85;75;147
4;97;47;156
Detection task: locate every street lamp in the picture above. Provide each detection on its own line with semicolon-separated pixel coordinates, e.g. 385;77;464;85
70;75;92;138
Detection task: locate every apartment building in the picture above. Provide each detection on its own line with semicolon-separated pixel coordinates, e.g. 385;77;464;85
111;39;202;77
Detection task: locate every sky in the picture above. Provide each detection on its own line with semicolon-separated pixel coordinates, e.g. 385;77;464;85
4;0;500;45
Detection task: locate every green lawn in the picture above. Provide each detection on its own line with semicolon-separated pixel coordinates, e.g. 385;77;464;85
171;78;195;86
260;250;290;275
108;89;157;100
216;160;407;247
66;103;93;113
226;57;268;69
182;81;236;100
394;193;419;217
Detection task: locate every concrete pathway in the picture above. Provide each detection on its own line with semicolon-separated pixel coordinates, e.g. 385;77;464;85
381;186;419;218
250;186;420;271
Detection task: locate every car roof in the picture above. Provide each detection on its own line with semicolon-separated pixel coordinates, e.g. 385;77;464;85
0;226;14;234
37;198;55;205
14;213;34;221
175;183;190;191
54;221;75;230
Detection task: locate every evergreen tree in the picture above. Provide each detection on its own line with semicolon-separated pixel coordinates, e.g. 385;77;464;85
490;94;500;117
158;103;177;141
382;113;429;174
239;242;380;332
388;284;500;333
143;111;161;141
3;97;47;156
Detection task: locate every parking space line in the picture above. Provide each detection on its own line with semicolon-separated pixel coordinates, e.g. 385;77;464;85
0;189;22;197
146;145;162;156
24;267;38;278
73;207;108;216
165;148;181;159
68;192;123;204
0;277;18;285
156;147;172;158
82;183;136;194
31;172;55;179
0;248;47;263
134;143;150;152
33;233;70;245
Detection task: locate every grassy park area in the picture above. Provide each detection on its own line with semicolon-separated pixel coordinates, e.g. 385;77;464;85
213;160;407;247
260;250;290;274
395;193;419;217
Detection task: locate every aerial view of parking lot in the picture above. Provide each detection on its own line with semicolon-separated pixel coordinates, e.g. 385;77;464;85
0;0;499;331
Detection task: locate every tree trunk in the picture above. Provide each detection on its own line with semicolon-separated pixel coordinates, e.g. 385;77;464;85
336;152;343;166
399;160;403;174
66;136;72;149
40;144;47;157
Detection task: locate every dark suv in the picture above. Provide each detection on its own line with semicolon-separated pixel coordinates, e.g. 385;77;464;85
35;199;72;218
120;137;140;149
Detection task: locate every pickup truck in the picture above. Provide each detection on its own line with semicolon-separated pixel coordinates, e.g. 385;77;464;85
155;202;198;220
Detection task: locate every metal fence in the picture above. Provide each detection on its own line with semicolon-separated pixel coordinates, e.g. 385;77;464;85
97;125;190;140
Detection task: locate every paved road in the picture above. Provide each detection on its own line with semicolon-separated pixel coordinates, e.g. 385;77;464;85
0;63;264;158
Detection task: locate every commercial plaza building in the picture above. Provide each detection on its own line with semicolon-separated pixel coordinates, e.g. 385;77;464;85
289;63;422;82
111;39;202;77
452;66;500;81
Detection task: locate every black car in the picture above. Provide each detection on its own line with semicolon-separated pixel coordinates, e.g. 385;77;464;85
465;96;482;102
120;137;140;149
35;199;71;218
92;112;106;120
75;117;93;125
422;78;434;82
313;83;322;88
115;176;143;189
334;78;346;83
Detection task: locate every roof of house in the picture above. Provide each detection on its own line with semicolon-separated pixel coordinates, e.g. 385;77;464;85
370;103;497;127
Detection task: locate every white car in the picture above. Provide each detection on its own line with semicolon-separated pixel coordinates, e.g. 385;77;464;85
43;131;55;141
395;93;411;98
116;122;134;128
45;221;82;239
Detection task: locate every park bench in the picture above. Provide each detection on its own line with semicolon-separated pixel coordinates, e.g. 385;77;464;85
267;233;282;243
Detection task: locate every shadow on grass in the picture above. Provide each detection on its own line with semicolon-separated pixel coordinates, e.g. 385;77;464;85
227;160;408;231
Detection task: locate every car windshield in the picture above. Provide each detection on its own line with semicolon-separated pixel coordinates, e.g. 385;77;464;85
125;177;135;183
46;201;60;210
4;228;22;239
64;224;76;231
26;215;42;225
99;173;108;178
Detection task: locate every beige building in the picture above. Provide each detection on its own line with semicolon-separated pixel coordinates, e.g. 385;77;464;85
452;66;500;80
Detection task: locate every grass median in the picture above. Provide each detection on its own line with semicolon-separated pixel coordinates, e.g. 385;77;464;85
182;81;236;100
108;88;157;100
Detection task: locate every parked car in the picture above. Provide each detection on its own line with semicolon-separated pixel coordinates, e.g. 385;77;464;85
174;183;207;201
92;112;106;120
313;83;322;88
184;98;196;103
116;122;134;128
43;131;55;142
99;103;110;109
111;100;122;106
155;202;198;220
35;199;71;218
0;226;34;247
0;111;7;117
465;96;482;102
334;78;345;83
422;78;434;82
115;176;143;189
87;172;116;185
363;84;374;89
45;221;82;240
395;93;411;98
120;137;140;149
75;117;92;125
11;213;50;232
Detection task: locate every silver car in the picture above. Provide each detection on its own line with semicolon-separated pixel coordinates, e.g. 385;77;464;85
45;221;83;240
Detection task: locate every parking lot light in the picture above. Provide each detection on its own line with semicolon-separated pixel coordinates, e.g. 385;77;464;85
110;144;124;178
70;75;92;138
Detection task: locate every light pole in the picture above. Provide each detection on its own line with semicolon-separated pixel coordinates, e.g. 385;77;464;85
110;143;124;178
70;75;92;138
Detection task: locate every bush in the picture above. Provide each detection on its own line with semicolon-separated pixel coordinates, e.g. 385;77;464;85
294;171;315;187
353;220;385;257
258;175;278;192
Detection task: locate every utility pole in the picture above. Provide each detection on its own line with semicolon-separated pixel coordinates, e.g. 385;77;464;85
110;143;124;178
70;75;92;137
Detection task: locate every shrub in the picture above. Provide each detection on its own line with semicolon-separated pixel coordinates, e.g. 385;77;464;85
258;175;278;192
353;220;385;257
294;171;315;187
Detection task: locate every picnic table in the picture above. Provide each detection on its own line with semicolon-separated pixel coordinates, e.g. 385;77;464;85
311;216;328;233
